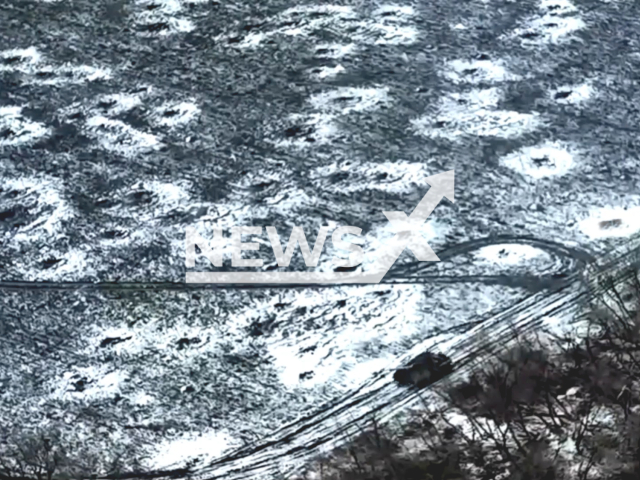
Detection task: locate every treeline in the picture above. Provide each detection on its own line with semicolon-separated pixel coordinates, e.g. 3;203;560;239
294;269;640;480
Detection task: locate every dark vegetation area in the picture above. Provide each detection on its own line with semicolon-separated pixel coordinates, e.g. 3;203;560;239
291;266;640;480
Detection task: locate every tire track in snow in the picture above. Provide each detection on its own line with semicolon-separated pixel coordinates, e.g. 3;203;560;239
2;0;639;477
174;1;636;477
183;238;640;480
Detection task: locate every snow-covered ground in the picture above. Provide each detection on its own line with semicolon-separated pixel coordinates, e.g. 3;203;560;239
2;0;640;477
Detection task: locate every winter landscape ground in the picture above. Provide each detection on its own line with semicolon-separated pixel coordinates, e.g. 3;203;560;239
1;0;640;478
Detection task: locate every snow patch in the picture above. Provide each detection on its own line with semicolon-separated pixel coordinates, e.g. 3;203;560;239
356;5;419;45
0;106;49;147
311;160;434;195
0;47;43;70
2;174;73;242
14;248;94;281
474;244;550;266
85;115;162;155
275;112;339;148
147;430;237;470
133;0;197;37
271;86;390;147
309;64;346;80
314;43;357;59
413;88;542;140
505;0;586;45
264;284;428;390
227;4;417;48
0;47;111;84
309;86;391;115
500;141;577;179
51;367;127;401
442;58;522;84
579;206;640;239
95;92;145;115
549;82;594;105
539;0;579;15
153;100;200;127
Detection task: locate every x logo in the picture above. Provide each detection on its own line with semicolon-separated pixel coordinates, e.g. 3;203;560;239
383;211;439;261
373;170;455;273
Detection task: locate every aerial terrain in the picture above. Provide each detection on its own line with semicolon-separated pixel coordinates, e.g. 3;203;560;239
1;0;640;478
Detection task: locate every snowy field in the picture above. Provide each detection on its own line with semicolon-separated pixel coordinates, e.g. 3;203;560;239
1;0;640;478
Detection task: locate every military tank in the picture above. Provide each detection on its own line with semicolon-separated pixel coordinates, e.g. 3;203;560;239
393;350;454;389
